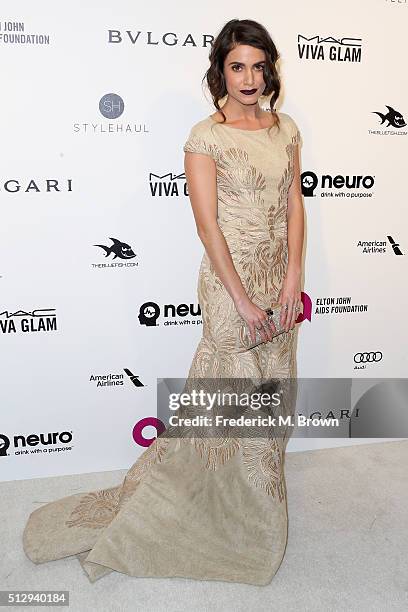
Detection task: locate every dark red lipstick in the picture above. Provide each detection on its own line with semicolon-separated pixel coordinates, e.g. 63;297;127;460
240;89;257;95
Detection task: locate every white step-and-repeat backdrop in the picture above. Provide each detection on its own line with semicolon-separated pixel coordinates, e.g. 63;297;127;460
1;1;407;482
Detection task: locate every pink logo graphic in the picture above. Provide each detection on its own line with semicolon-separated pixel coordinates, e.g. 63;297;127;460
132;417;166;447
297;291;312;322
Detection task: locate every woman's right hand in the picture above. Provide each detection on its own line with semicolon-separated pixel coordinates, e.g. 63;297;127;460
234;296;276;345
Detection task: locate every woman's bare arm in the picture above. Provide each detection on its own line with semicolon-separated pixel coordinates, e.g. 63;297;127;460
279;142;304;330
286;143;304;277
184;150;275;343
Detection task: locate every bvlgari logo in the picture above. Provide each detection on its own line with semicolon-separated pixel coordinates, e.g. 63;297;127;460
0;178;73;193
297;34;362;62
107;29;214;47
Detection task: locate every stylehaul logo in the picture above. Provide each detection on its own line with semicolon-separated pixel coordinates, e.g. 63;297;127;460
149;172;188;197
300;171;375;199
73;93;149;135
92;237;139;269
0;308;57;334
0;431;73;457
138;301;203;327
297;34;362;62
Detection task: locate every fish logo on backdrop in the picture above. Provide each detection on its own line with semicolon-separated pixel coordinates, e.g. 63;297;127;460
373;106;406;129
138;301;202;327
370;105;407;136
92;237;138;269
73;93;149;135
0;308;57;334
297;34;362;62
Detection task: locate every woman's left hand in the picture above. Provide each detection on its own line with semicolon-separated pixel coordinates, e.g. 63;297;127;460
277;271;302;332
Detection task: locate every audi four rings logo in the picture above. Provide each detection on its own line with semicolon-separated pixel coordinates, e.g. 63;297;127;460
354;351;383;363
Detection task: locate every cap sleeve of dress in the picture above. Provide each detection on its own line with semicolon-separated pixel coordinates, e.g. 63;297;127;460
283;113;302;147
183;120;217;160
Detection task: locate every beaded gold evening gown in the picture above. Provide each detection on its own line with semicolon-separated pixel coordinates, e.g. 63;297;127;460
23;111;301;585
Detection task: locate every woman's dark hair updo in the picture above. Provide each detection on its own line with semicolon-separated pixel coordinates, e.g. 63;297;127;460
203;19;281;132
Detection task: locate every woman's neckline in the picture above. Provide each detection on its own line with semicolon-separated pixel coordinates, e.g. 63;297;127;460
208;112;279;132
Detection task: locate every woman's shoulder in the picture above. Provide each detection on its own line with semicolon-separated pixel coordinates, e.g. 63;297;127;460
183;116;217;158
278;111;302;144
185;116;213;137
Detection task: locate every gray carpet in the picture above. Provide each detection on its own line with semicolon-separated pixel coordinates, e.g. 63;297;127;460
1;440;407;612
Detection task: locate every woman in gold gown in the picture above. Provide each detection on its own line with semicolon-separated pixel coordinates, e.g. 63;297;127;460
23;18;304;586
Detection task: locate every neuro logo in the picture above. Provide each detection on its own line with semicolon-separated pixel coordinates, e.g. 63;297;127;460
372;106;406;129
132;417;166;448
99;93;125;119
138;302;160;326
301;171;318;197
300;171;375;197
94;238;136;260
123;368;145;387
387;235;404;255
137;301;202;327
0;431;73;457
0;434;10;457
